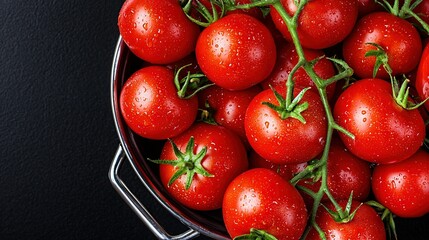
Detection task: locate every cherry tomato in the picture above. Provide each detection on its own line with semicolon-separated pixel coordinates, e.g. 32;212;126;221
196;13;276;90
270;0;358;49
158;123;248;211
260;42;337;100
372;150;429;218
120;66;198;139
356;0;384;16
416;42;429;111
342;12;422;79
118;0;200;64
307;200;386;240
334;78;425;164
198;85;262;147
223;168;307;240
298;137;372;205
245;87;327;164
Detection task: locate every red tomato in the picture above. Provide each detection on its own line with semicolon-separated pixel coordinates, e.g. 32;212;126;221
120;66;198;139
118;0;200;64
270;0;358;49
307;200;386;240
260;43;337;100
334;78;426;164
416;43;429;111
198;85;262;147
248;150;307;181
412;0;429;25
372;150;429;218
298;137;372;205
342;12;422;79
245;87;327;164
223;168;307;240
158;123;248;211
196;14;276;90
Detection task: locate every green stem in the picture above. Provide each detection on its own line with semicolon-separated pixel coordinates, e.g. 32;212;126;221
270;1;354;239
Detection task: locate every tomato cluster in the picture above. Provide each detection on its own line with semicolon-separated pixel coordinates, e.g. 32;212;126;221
117;0;429;239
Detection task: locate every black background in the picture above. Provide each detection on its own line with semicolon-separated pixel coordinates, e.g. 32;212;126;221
0;1;195;239
0;1;428;240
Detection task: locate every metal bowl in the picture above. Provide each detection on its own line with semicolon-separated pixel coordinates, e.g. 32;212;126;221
108;37;229;240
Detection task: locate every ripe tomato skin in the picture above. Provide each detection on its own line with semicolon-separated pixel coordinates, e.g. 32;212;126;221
196;14;276;91
223;168;307;240
270;0;358;49
245;87;327;164
342;12;422;80
198;85;262;147
298;137;372;205
159;123;248;211
120;66;198;140
118;0;200;64
416;43;429;111
307;200;386;240
334;78;425;164
260;43;337;100
372;150;429;218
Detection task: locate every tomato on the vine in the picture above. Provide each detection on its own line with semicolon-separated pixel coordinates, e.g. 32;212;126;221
306;200;386;240
298;137;372;205
120;66;198;140
334;78;425;164
342;11;422;79
157;123;248;211
245;86;327;164
270;0;359;49
118;0;200;64
372;150;429;218
196;13;276;91
223;168;307;240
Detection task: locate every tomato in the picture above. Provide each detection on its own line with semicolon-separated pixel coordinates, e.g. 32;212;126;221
248;150;308;181
372;150;429;218
342;12;422;79
245;87;327;164
270;0;358;49
198;85;261;147
196;13;276;91
223;168;307;240
298;137;371;208
260;42;337;100
158;123;248;211
334;78;425;164
120;66;198;139
118;0;200;64
306;200;386;240
412;0;429;25
416;42;429;111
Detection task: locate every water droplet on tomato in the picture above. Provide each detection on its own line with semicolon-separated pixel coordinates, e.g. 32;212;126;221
264;121;270;128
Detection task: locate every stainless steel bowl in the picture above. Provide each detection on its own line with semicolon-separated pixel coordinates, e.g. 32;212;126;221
108;37;229;240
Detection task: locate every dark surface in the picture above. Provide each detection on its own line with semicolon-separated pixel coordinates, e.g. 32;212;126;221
0;1;428;240
0;1;193;239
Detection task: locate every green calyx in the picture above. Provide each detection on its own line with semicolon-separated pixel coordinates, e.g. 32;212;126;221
148;137;213;190
262;85;310;124
174;64;214;99
364;42;393;79
322;192;361;224
234;228;278;240
392;77;428;110
376;0;429;34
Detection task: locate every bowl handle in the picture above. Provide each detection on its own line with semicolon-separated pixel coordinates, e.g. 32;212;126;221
108;145;200;240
